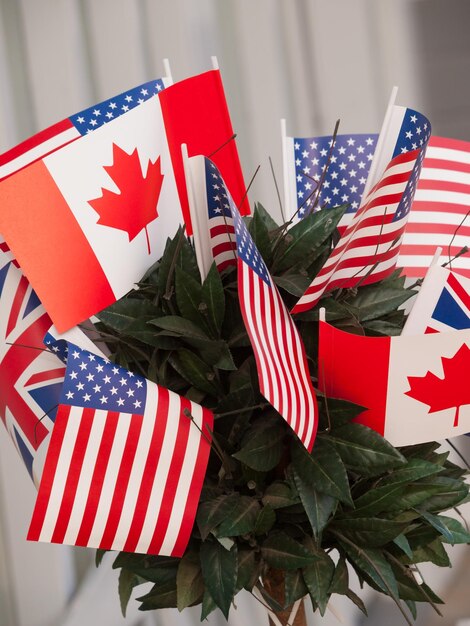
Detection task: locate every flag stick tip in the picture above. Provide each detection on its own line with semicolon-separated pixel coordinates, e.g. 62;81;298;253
319;307;326;322
162;58;172;82
431;247;443;266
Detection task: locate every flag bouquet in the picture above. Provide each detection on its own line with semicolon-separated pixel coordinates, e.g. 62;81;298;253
0;70;469;626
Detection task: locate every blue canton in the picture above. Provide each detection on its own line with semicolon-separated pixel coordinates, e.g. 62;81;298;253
62;345;147;414
205;159;233;219
232;205;270;286
294;133;378;217
392;108;431;158
392;109;431;222
70;79;165;135
44;333;69;364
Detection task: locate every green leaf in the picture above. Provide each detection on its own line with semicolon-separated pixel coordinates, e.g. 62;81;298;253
273;274;311;297
253;201;279;230
418;511;464;544
236;550;261;591
332;518;407;548
345;284;415;322
232;416;284;471
200;542;237;619
380;459;443;487
200;589;217;620
175;266;210;333
285;569;308;606
95;549;107;567
419;477;469;512
275;204;346;271
156;230;200;286
398;578;443;605
97;298;159;331
319;396;364;428
296;297;351;322
168;349;218;395
262;481;298;509
136;579;178;610
439;515;470;544
197;493;239;540
302;538;335;615
200;340;237;371
328;556;349;595
217;495;260;537
291;437;353;506
393;534;413;559
346;589;368;615
387;484;445;512
400;441;440;459
326;423;406;477
337;536;399;599
363;318;406;337
176;551;204;611
292;467;337;539
254;505;276;535
201;263;225;336
248;205;272;262
261;532;318;570
409;538;450;567
118;569;140;617
352;483;406;517
150;315;210;340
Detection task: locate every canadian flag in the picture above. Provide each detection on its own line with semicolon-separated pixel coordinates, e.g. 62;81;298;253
0;70;247;332
318;318;470;446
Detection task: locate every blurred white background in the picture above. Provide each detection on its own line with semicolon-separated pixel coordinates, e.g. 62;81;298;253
1;1;470;625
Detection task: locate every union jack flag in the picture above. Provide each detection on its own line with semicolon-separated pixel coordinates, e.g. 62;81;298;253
403;262;470;335
0;253;65;482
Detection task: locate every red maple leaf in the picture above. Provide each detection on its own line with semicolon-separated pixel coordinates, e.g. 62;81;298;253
405;343;470;428
89;143;164;254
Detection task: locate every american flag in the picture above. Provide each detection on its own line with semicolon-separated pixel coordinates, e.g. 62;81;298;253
184;155;237;279
288;133;378;227
204;160;237;270
0;79;166;182
28;344;213;557
292;107;431;314
397;136;470;278
402;263;470;335
194;159;316;451
0;253;65;482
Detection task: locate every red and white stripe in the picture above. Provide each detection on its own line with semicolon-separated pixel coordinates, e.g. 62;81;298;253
292;150;419;313
28;384;213;557
398;136;470;278
238;259;317;451
209;216;237;272
0;119;79;182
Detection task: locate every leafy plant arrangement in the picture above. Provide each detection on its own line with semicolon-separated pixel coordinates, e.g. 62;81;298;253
95;203;470;626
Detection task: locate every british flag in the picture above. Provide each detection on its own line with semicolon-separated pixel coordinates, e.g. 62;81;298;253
402;262;470;335
0;253;65;481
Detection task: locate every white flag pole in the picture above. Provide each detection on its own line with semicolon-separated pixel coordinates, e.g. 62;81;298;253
361;86;398;202
162;58;173;86
211;56;219;70
280;118;291;222
401;247;444;336
431;246;443;266
181;145;212;281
